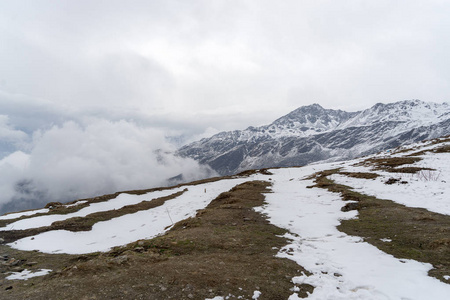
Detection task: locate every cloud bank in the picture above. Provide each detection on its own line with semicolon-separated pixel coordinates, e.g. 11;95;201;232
0;118;215;215
1;1;449;214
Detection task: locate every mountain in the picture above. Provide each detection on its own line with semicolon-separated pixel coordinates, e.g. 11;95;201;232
177;100;450;175
1;137;449;299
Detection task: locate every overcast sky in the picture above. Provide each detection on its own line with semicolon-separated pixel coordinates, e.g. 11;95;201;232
0;0;449;213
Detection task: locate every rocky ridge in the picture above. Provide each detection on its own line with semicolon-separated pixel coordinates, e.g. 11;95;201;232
178;100;450;175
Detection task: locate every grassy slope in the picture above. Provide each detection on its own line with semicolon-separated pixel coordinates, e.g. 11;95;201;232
1;138;449;298
0;180;313;299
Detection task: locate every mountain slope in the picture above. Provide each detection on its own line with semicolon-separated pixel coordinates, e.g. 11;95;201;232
178;100;450;175
1;136;449;299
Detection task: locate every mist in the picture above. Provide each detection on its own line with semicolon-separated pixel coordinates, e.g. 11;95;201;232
0;118;215;215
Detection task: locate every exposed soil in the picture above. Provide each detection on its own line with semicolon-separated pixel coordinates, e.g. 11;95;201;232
339;172;379;179
0;180;313;299
310;170;450;282
0;171;270;229
386;167;435;173
0;190;186;243
356;156;423;171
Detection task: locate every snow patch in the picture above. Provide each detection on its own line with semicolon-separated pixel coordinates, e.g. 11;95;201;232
6;269;52;280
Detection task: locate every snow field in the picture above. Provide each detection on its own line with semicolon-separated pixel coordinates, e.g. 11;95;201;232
259;168;450;299
8;177;259;254
334;152;450;215
0;208;50;220
0;187;185;231
6;269;52;281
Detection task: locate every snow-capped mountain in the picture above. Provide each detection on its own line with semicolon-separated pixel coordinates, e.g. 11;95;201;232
178;100;450;175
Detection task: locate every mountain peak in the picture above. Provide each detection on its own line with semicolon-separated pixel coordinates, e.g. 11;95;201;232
178;99;450;176
271;103;355;134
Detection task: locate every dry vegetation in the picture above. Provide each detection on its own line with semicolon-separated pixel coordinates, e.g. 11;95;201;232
1;180;313;299
308;170;450;282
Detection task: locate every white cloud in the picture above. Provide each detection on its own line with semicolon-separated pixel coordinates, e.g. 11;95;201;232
0;119;215;214
1;0;448;120
0;115;28;142
0;0;450;213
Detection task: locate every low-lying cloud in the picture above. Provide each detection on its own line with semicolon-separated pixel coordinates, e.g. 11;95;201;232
0;118;215;215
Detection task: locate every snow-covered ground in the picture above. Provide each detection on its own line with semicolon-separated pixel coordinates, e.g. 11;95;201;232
2;139;450;299
0;187;186;231
0;208;50;220
259;167;450;299
6;269;52;281
332;151;450;216
8;177;263;254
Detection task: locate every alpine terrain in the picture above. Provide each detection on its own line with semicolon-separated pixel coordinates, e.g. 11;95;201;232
0;135;449;299
178;100;450;175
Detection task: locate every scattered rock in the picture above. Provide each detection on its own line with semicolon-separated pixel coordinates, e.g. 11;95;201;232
45;202;63;209
385;177;400;185
11;267;24;272
341;202;359;212
111;255;129;265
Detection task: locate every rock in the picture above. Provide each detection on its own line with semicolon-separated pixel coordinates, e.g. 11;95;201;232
341;202;359;212
5;286;13;290
11;267;24;272
111;255;129;265
133;247;145;253
6;259;20;267
0;238;4;244
45;202;63;209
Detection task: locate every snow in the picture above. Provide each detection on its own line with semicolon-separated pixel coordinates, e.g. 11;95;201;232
0;187;185;231
0;200;87;220
0;208;50;220
6;269;52;280
65;200;88;207
258;167;450;299
3;138;450;299
8;178;257;254
332;152;450;215
252;290;262;299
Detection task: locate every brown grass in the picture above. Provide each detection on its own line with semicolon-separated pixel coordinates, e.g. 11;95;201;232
359;157;422;169
339;172;379;179
0;190;186;243
0;175;236;228
310;170;450;282
1;180;313;299
387;167;435;174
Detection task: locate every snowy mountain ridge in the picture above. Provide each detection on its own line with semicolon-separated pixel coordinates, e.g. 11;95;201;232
178;99;450;175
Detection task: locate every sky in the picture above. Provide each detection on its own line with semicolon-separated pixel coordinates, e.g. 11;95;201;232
0;0;449;213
